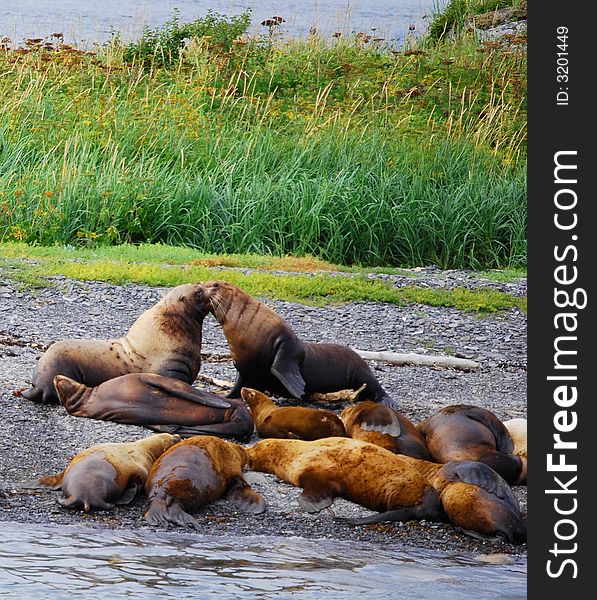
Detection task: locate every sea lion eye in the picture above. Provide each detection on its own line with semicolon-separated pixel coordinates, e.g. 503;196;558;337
212;282;219;289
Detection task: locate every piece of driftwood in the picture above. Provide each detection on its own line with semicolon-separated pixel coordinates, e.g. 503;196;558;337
308;383;367;403
195;374;234;389
353;349;479;371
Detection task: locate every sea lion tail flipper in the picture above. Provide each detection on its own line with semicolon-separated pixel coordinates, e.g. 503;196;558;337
226;478;266;514
139;373;231;409
115;483;140;505
271;340;306;399
36;471;66;490
145;499;200;530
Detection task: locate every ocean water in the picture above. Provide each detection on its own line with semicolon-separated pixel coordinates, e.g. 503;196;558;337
0;522;527;599
0;0;438;45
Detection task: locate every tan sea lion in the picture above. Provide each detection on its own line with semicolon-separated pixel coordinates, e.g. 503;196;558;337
54;373;254;439
503;418;527;461
340;401;431;460
400;456;527;544
246;437;441;521
417;405;527;485
144;435;266;528
198;280;398;410
35;433;180;511
241;387;346;440
21;283;211;404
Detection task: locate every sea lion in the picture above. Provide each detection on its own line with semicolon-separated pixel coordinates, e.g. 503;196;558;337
417;404;527;485
21;283;210;404
35;433;180;511
401;456;527;544
198;280;398;410
340;401;431;460
144;435;266;528
240;387;346;440
246;437;441;521
54;373;254;440
503;418;527;461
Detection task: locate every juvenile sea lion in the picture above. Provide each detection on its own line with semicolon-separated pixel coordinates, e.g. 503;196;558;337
240;387;346;440
144;436;266;528
417;404;527;485
340;401;431;460
400;456;527;544
246;437;441;521
21;284;210;404
35;434;180;511
54;373;254;440
198;280;398;410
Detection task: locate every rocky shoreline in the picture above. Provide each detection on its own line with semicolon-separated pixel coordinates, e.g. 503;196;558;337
0;268;527;558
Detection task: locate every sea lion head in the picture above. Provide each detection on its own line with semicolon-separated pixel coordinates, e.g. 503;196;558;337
161;283;212;317
240;387;274;413
196;281;245;324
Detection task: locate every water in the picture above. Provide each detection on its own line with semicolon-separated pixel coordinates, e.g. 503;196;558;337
0;523;526;599
0;0;438;46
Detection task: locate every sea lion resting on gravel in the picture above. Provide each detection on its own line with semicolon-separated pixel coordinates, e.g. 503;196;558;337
417;404;527;485
35;434;180;511
198;281;398;410
54;373;254;440
340;401;431;460
397;456;527;544
241;387;346;440
21;284;210;404
144;435;266;529
246;437;442;522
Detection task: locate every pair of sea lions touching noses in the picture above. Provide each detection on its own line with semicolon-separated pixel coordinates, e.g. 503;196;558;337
22;280;398;437
22;280;527;543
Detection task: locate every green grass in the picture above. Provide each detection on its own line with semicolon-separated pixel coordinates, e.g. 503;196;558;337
0;244;527;312
0;17;526;270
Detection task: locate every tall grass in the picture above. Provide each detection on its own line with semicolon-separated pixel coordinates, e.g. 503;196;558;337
0;20;526;268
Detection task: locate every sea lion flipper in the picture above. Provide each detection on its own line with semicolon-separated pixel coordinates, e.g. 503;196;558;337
36;471;66;490
139;373;231;409
461;407;514;454
359;405;401;437
116;483;140;505
271;340;306;399
441;461;514;502
226;477;266;514
297;469;339;513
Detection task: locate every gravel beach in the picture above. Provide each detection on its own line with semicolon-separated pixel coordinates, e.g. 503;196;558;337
0;266;527;558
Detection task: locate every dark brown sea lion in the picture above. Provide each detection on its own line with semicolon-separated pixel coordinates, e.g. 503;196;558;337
198;280;398;410
240;387;346;440
340;401;431;460
144;435;266;528
54;373;254;440
35;434;180;511
401;456;527;544
417;404;527;485
21;284;210;404
246;437;441;521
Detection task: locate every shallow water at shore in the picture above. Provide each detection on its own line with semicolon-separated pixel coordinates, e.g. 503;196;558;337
0;522;526;599
0;0;435;46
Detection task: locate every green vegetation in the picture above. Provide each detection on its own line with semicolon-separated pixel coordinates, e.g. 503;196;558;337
0;246;526;312
428;0;523;42
0;7;526;269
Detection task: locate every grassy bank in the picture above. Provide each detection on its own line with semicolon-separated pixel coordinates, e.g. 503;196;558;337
0;242;526;312
0;10;526;268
